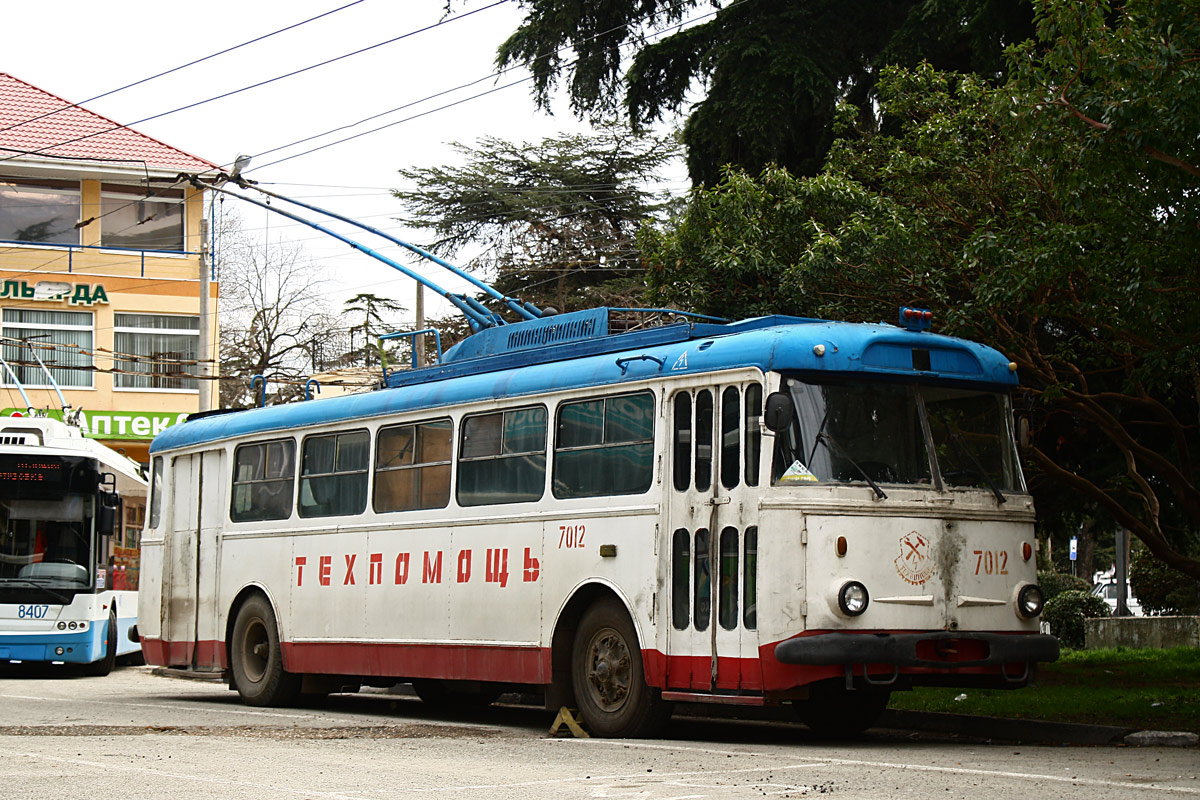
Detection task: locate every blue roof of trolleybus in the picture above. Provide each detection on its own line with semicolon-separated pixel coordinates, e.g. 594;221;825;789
151;313;1018;454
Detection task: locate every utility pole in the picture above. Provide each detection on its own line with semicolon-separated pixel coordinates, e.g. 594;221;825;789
414;284;425;366
198;217;212;413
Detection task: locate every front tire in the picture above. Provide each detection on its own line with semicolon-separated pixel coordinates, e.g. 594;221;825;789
571;598;669;738
230;594;300;707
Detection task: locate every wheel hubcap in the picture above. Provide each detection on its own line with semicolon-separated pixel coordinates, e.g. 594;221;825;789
240;619;268;682
586;628;631;711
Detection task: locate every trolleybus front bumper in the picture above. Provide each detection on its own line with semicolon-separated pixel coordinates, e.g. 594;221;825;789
775;631;1060;671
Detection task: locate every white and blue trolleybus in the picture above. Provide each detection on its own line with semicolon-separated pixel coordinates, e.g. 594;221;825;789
0;415;146;674
139;179;1058;737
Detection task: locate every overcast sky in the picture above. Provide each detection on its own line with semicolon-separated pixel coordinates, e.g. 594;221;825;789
4;0;692;323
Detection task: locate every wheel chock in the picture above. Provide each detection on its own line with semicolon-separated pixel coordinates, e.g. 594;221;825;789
549;706;589;738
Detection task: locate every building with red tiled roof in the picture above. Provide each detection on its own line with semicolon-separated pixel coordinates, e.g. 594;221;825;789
0;73;219;472
0;73;218;174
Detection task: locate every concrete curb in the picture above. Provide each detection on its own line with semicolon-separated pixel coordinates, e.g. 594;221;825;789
1123;730;1200;748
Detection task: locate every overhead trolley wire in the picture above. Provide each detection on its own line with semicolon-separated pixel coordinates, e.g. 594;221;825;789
236;1;739;174
0;0;513;167
0;0;368;136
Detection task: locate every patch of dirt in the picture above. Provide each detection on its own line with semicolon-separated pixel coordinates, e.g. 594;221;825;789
0;724;507;740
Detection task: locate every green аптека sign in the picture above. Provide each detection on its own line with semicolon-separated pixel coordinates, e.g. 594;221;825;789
2;408;189;441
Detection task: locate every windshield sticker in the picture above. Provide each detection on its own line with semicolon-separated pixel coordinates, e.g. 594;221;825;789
895;531;935;585
779;460;818;483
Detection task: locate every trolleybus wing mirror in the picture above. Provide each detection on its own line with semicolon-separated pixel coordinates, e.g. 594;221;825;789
97;490;120;537
1016;416;1032;451
764;391;795;433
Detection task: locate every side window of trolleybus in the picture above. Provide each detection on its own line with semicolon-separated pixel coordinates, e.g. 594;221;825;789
553;392;654;498
148;456;163;528
457;406;547;506
299;430;369;518
374;419;452;512
231;440;296;522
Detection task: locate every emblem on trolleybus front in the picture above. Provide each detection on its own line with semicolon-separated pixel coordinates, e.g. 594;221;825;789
894;531;935;586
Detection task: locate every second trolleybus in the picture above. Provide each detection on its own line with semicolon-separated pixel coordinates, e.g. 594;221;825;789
139;304;1057;737
1;414;146;674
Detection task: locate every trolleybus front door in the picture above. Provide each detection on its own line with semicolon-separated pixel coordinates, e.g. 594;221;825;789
665;381;764;694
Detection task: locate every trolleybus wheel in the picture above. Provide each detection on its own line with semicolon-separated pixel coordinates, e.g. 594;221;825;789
571;598;669;738
794;683;891;738
82;612;117;677
231;595;300;707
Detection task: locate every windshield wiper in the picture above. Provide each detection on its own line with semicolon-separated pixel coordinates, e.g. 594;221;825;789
815;432;888;500
0;578;72;604
946;431;1006;504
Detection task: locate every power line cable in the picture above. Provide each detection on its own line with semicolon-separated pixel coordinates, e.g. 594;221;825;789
0;1;368;136
0;0;513;166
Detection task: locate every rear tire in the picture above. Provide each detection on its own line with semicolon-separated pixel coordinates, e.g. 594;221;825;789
82;613;117;677
794;683;891;738
571;598;669;738
230;595;300;707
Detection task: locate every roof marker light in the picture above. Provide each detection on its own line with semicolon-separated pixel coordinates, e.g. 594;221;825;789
900;306;933;331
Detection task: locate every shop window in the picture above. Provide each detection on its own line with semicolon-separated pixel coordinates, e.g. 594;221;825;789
1;309;93;388
113;313;199;390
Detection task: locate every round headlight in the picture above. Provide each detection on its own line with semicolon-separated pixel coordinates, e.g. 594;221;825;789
838;581;870;616
57;621;67;630
1018;584;1044;618
67;621;77;630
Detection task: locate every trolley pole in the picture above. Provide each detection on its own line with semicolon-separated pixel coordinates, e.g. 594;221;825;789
198;218;212;413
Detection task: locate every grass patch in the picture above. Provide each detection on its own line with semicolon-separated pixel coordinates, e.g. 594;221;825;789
888;647;1200;733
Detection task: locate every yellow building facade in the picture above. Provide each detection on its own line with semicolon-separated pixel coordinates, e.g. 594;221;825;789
0;73;219;465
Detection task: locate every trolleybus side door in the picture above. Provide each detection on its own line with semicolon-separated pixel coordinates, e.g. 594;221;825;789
664;379;764;694
162;450;224;669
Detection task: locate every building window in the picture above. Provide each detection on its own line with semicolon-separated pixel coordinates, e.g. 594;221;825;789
457;406;546;506
553;392;654;498
374;419;452;513
231;440;295;522
0;179;80;246
100;187;184;251
113;313;199;390
299;430;368;518
0;308;93;388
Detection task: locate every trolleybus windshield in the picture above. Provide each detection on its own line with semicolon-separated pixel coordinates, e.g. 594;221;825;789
772;379;1021;493
0;493;96;598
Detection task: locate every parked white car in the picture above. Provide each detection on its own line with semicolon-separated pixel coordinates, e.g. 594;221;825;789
1091;579;1144;616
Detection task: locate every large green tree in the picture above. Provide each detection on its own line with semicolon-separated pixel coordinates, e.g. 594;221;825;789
640;0;1200;577
392;123;680;316
497;0;1034;184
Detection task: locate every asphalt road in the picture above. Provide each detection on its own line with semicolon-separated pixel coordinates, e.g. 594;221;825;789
0;664;1196;800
